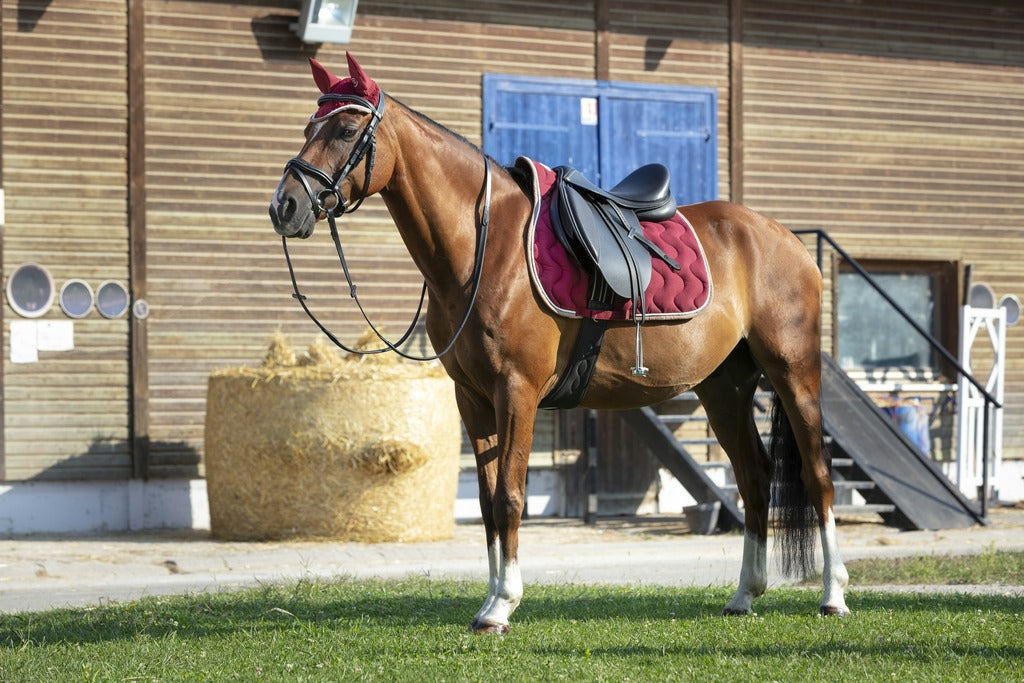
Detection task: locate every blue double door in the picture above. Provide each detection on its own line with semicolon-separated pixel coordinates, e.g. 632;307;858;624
482;75;718;206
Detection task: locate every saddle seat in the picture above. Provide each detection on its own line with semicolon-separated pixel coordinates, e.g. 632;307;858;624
606;164;676;222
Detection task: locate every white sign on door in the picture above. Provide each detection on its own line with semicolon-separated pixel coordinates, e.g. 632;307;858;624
580;97;598;126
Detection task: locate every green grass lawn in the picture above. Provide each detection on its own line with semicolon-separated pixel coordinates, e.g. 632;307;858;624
1;575;1021;682
840;549;1024;586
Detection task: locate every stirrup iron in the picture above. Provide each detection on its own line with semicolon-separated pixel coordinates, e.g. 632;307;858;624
631;322;648;377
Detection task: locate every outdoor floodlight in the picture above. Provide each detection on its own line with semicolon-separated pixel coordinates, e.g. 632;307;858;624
293;0;359;44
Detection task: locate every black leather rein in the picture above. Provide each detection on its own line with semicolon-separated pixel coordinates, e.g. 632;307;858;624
280;92;491;361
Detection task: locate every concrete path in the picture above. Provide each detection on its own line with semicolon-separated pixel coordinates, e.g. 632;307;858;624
1;508;1022;614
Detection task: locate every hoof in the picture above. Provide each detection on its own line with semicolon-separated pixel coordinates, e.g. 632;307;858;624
820;605;851;617
721;607;753;617
470;619;510;635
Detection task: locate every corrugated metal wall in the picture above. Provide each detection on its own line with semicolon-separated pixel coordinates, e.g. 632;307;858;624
740;0;1024;457
2;0;131;479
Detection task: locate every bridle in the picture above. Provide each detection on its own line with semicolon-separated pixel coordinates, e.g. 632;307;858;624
280;91;491;361
284;92;384;218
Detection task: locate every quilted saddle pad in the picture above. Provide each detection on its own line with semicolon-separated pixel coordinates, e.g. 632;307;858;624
519;157;712;321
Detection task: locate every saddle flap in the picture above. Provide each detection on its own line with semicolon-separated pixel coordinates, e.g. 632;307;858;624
552;177;653;303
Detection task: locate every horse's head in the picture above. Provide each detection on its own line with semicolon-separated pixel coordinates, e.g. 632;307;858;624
270;53;388;238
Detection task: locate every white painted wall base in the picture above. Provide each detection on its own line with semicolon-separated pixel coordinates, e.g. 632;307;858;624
994;459;1024;503
0;479;210;535
0;461;1020;535
455;464;737;521
454;468;565;521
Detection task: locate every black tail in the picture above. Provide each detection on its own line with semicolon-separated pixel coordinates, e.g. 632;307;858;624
769;392;818;578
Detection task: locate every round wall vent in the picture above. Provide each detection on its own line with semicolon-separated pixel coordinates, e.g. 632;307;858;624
6;263;55;318
968;282;995;309
96;280;130;319
59;279;94;318
999;294;1021;326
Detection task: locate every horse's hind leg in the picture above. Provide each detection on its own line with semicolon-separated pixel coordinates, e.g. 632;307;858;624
765;359;850;616
750;326;850;616
695;344;772;615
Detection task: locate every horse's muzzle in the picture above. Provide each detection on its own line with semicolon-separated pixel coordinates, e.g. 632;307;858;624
269;193;315;238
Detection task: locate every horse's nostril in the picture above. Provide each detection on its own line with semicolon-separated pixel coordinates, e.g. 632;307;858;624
278;195;297;223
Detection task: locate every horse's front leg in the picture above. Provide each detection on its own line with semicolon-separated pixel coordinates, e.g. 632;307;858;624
454;388;504;631
468;385;536;635
458;396;504;632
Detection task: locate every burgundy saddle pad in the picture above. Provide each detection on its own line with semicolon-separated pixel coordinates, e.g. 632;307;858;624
520;157;712;321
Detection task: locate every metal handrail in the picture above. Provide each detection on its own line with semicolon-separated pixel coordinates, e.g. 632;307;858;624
794;229;999;518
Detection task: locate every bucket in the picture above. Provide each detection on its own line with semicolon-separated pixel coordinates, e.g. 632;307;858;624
884;398;930;456
683;501;721;535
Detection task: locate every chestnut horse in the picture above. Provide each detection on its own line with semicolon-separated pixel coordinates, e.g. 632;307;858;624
269;54;850;633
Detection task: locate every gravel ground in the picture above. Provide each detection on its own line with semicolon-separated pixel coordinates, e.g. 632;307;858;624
0;505;1021;614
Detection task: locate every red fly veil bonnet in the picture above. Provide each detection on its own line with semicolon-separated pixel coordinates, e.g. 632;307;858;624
309;52;381;120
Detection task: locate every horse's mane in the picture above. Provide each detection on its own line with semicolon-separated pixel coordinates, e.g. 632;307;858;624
388;95;532;195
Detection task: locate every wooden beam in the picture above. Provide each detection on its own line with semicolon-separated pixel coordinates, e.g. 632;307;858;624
595;0;610;81
128;0;150;479
728;0;744;204
0;1;6;480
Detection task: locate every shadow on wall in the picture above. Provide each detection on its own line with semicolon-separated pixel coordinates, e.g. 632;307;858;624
21;437;202;481
251;14;319;64
0;438;207;536
17;0;54;32
645;37;673;71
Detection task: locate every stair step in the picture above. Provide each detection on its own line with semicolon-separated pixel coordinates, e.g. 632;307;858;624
677;437;720;446
832;480;876;491
834;503;896;515
691;459;863;479
657;414;715;424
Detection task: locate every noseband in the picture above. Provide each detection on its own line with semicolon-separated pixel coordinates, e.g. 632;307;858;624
280;92;491;361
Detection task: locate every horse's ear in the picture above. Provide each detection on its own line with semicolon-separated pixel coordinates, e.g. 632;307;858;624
346;52;379;103
309;58;341;94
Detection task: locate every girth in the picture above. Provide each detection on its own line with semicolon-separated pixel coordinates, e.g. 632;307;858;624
538;318;607;410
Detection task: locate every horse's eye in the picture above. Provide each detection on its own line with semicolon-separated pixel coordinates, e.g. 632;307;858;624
340;126;359;141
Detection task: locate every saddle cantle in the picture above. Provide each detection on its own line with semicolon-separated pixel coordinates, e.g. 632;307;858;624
550;165;682;313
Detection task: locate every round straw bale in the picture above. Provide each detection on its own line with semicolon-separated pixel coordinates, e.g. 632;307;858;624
205;335;461;542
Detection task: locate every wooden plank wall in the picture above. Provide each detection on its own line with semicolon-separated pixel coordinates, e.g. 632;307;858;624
740;0;1024;458
1;0;132;479
3;0;1022;481
607;0;732;197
